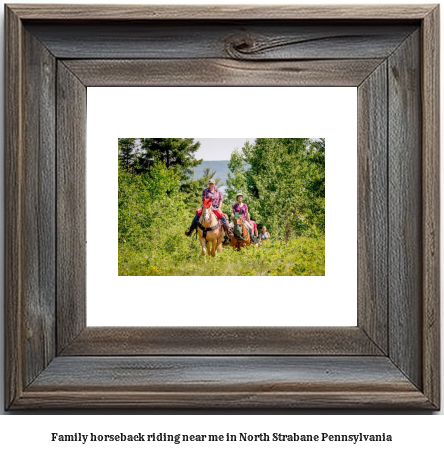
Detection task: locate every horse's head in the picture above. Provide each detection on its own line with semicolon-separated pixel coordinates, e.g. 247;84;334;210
202;197;213;223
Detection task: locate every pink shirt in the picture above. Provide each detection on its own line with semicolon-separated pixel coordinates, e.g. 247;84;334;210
233;203;248;219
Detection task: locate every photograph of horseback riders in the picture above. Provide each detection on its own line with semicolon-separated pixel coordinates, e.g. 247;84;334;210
118;138;325;276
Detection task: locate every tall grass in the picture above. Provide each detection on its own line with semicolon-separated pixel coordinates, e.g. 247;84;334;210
119;236;324;276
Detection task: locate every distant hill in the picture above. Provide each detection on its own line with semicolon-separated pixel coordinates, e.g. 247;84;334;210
193;160;230;191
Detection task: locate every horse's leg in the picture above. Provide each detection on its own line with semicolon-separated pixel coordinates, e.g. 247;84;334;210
211;237;218;257
206;240;215;258
218;229;224;252
199;236;207;261
210;236;214;257
236;236;241;251
244;224;251;246
214;231;223;256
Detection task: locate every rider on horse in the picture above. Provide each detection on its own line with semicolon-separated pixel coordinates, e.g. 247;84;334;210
231;193;255;239
185;179;233;237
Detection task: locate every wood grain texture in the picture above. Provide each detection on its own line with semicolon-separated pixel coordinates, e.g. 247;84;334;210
12;356;433;409
61;327;382;356
28;356;418;391
15;390;433;410
388;30;422;389
56;62;87;353
26;22;416;60
4;5;440;410
8;4;435;20
5;5;24;410
421;6;440;409
357;62;388;354
63;58;384;87
21;28;57;387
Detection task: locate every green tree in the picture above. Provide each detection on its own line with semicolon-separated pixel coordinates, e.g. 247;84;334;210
119;160;183;245
138;138;202;184
305;138;325;198
201;167;221;187
118;138;137;170
226;138;325;239
226;143;251;207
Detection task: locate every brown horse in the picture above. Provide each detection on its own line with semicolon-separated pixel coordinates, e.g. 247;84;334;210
230;211;251;250
197;197;223;260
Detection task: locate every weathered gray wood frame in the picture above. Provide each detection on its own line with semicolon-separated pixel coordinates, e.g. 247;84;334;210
5;4;440;409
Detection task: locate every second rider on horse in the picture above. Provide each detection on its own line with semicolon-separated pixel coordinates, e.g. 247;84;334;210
185;179;233;237
231;192;255;240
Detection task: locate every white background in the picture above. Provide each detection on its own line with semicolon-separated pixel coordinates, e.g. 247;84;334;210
0;0;442;450
87;87;357;326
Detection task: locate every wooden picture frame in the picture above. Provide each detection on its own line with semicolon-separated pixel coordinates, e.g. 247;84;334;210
5;4;440;409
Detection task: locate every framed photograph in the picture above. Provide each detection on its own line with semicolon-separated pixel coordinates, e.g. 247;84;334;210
5;4;440;409
93;89;356;328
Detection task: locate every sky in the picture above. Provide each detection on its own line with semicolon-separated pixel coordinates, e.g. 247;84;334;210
194;138;256;161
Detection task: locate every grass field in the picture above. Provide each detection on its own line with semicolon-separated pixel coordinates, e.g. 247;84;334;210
118;236;325;276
